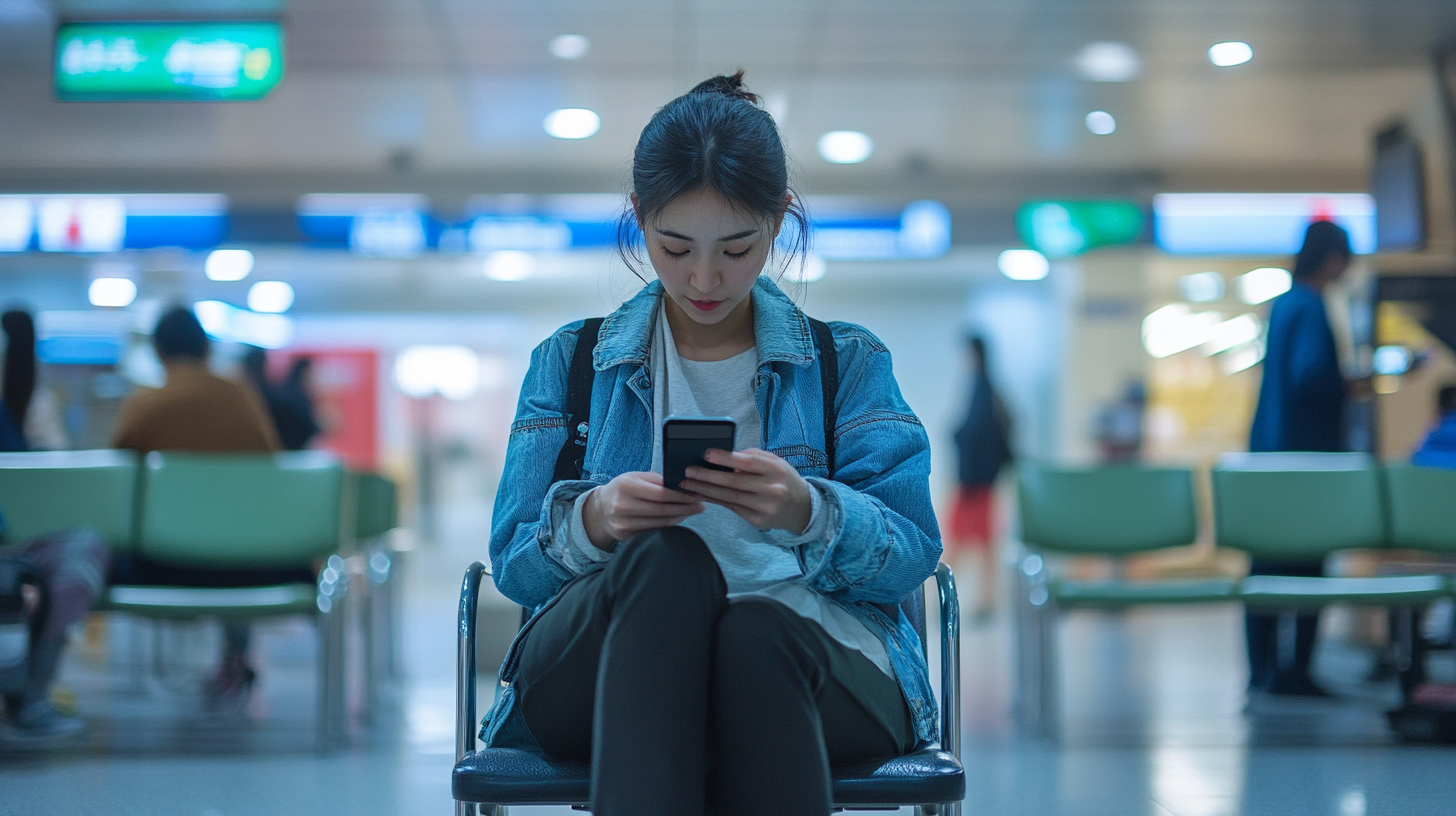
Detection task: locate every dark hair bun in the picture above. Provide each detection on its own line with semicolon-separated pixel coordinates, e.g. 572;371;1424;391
688;70;760;106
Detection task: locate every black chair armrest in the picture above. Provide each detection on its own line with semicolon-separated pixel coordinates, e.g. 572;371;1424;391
457;562;488;763
935;562;961;760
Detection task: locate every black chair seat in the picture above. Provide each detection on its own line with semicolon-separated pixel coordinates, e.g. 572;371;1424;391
453;746;966;808
453;748;589;805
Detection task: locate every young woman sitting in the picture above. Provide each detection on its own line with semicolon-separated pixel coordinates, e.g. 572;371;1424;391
483;71;942;816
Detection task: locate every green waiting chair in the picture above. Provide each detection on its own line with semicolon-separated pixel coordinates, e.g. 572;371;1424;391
1213;453;1448;696
1016;463;1233;735
1382;463;1456;684
1213;453;1447;607
1383;463;1456;556
99;451;353;748
0;450;139;551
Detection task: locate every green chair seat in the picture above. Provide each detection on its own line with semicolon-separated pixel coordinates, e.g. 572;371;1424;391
1240;574;1449;607
99;583;318;619
1050;578;1238;607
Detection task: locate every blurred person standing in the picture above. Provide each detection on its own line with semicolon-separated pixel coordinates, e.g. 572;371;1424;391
1411;385;1456;470
0;309;109;741
270;357;322;451
948;335;1013;621
1094;382;1146;463
1245;220;1360;697
1;310;37;451
109;307;294;703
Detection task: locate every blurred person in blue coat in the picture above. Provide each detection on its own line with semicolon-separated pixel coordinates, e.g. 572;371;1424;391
1245;220;1360;697
1411;385;1456;470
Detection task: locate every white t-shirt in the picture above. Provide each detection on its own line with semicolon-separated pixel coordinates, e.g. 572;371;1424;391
555;305;891;676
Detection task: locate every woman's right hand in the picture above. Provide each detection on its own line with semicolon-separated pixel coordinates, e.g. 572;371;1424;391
582;472;704;551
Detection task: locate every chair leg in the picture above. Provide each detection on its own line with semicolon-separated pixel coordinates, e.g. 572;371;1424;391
1038;601;1060;739
317;602;346;751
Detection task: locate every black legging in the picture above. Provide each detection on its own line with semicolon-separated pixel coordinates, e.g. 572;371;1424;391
513;526;916;816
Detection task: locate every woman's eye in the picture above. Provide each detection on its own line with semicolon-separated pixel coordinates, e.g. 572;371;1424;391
724;246;753;259
661;246;689;258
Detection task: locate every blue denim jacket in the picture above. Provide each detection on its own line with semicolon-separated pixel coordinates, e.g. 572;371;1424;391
483;276;943;746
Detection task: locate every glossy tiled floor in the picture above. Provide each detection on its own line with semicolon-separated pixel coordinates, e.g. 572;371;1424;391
3;523;1453;815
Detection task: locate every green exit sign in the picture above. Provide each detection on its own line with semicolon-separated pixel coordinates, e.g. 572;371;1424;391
1016;200;1144;258
55;21;284;101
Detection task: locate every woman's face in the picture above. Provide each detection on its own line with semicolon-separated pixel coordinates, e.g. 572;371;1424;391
637;187;782;326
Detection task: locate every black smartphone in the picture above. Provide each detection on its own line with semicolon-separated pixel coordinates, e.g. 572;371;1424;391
662;416;736;493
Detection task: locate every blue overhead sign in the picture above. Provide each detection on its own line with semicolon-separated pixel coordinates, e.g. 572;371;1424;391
1153;193;1376;255
0;194;227;252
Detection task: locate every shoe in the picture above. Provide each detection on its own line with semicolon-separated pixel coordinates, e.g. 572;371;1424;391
1266;675;1334;698
4;700;85;742
203;657;257;706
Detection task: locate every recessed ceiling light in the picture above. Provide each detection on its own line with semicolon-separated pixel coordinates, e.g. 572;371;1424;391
998;249;1050;281
1209;41;1253;67
205;248;253;281
88;277;136;307
1085;110;1116;135
549;34;590;60
817;131;873;164
1075;42;1141;82
544;108;600;139
247;280;295;313
483;250;535;281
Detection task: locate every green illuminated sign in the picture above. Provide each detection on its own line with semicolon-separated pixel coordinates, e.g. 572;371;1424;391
1016;200;1144;257
55;22;284;101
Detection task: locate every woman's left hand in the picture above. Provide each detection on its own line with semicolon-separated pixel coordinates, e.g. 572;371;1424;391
681;448;813;534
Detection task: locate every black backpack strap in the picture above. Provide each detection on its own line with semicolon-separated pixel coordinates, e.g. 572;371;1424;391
808;318;839;479
551;318;604;483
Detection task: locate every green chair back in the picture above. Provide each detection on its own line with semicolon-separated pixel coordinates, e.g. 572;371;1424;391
1212;453;1383;559
138;451;344;569
1017;463;1198;554
1383;463;1456;554
0;450;138;551
353;473;398;541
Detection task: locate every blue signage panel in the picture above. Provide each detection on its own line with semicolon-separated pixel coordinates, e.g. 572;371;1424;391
1153;193;1375;255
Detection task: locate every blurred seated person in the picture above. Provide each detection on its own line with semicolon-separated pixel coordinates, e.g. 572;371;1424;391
272;357;322;451
110;307;307;702
0;511;108;741
112;307;279;454
1412;385;1456;470
0;314;109;740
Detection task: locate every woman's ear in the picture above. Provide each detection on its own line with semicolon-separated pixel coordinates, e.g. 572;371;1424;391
771;193;791;238
631;193;644;230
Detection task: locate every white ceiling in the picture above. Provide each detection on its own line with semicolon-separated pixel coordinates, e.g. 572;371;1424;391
0;0;1453;199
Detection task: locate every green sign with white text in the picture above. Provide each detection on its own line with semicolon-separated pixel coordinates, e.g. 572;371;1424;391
55;22;284;101
1016;200;1144;258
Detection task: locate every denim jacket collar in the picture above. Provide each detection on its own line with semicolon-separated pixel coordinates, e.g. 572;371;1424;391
593;277;816;371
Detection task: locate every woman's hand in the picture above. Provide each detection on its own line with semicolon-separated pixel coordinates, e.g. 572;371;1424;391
681;448;813;534
582;472;705;551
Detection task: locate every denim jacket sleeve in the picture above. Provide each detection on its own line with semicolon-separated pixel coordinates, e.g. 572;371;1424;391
795;322;942;605
489;321;600;610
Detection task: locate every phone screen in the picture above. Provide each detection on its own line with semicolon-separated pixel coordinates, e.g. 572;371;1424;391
662;417;736;493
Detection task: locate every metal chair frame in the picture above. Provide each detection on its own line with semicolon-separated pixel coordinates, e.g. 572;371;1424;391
454;562;962;816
